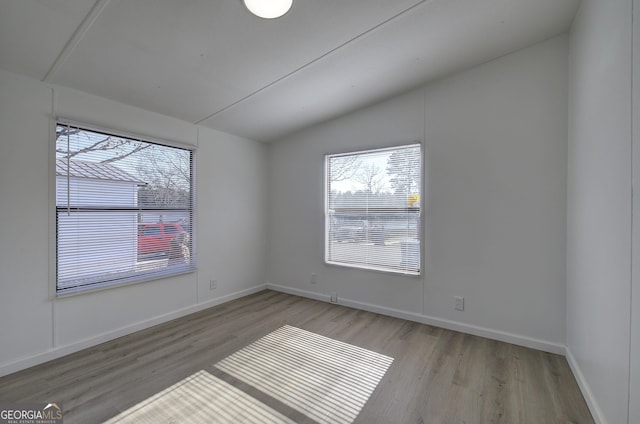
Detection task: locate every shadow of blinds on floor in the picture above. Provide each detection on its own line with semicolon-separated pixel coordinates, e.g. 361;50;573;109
215;325;394;424
104;370;295;424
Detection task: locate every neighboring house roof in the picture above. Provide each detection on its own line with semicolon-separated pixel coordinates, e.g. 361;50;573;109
56;158;146;184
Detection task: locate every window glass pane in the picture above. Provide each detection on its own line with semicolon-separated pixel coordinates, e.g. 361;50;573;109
164;225;179;234
143;226;161;236
326;144;421;275
55;123;195;294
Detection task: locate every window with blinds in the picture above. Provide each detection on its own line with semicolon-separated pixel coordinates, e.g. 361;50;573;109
326;144;421;275
55;121;195;295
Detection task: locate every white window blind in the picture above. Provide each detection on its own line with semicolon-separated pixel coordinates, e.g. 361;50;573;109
55;122;195;295
326;144;421;275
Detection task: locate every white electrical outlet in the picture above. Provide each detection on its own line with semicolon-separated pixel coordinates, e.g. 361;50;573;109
454;296;464;311
310;273;317;284
210;279;217;290
330;292;338;303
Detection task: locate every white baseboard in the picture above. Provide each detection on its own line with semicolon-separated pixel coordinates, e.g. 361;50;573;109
564;347;606;424
0;284;267;378
266;283;332;303
266;283;565;355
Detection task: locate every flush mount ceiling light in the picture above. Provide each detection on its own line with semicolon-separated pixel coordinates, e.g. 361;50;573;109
243;0;293;19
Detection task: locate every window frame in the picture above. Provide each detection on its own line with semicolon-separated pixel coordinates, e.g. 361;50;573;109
49;118;197;297
324;143;423;276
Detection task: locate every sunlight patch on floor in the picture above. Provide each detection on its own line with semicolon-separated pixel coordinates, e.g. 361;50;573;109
215;325;394;424
104;370;295;424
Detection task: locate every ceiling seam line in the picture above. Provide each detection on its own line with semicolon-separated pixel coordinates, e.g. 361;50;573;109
194;0;431;125
42;0;112;83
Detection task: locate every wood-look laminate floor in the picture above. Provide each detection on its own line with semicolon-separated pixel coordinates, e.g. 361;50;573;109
0;290;593;423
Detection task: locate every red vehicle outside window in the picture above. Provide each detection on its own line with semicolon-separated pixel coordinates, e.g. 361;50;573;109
137;223;184;256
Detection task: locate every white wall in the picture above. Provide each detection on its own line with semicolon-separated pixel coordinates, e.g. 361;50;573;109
566;0;634;423
0;69;53;368
195;126;269;301
0;68;268;375
267;35;569;352
631;1;640;422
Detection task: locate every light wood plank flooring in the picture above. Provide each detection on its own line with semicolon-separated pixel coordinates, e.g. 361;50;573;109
0;290;593;423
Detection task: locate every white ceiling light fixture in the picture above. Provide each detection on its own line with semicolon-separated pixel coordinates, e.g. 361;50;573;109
243;0;293;19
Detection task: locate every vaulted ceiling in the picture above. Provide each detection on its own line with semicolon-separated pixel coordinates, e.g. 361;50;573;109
0;0;579;142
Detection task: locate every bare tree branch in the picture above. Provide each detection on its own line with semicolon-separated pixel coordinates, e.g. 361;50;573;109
329;155;362;182
100;143;151;163
354;163;386;194
56;131;151;162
